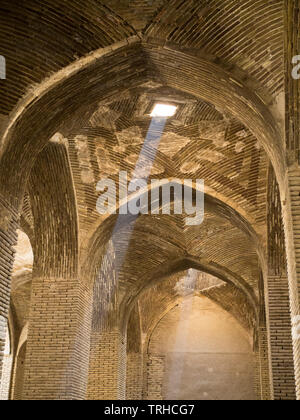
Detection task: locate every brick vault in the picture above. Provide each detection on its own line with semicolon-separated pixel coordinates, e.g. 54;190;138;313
0;0;299;401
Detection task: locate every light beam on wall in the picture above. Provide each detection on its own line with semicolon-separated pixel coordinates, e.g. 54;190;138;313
93;113;169;324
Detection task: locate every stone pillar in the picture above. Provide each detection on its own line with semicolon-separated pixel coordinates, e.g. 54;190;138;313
22;277;92;400
87;329;126;400
0;196;18;382
126;352;143;400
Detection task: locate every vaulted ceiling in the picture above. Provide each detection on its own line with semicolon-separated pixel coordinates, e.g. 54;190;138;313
0;0;286;337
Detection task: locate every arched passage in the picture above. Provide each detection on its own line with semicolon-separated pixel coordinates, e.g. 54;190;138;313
134;268;260;400
0;3;298;400
146;295;256;400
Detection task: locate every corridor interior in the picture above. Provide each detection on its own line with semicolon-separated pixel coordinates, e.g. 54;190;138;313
0;0;299;400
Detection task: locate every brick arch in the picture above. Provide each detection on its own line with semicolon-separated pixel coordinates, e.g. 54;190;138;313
0;36;289;400
84;183;263;348
83;183;266;289
126;303;143;400
140;277;257;356
145;295;256;400
86;198;262;400
0;2;299;401
121;256;259;334
0;39;284;211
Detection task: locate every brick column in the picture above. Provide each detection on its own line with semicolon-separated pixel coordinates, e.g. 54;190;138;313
253;349;262;400
126;302;142;399
87;329;126;400
12;342;27;400
284;170;300;398
126;352;143;400
145;354;165;400
266;275;296;399
256;326;272;400
267;167;297;399
0;196;18;382
22;277;92;400
86;235;127;400
255;273;272;400
285;1;300;399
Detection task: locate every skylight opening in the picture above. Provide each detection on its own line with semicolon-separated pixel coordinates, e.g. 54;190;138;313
151;103;177;118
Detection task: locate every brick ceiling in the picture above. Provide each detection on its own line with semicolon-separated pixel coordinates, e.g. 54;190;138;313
0;0;285;339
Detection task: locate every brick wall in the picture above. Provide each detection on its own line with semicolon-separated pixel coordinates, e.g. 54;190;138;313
146;296;256;400
87;329;126;400
0;316;5;382
267;168;296;399
0;196;18;380
0;320;12;400
145;355;165;400
286;170;300;398
257;326;272;400
253;350;262;400
0;1;298;402
267;276;296;399
0;354;12;400
87;237;128;400
284;1;300;399
126;303;142;400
